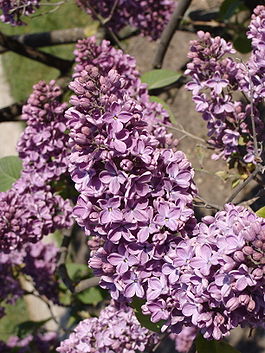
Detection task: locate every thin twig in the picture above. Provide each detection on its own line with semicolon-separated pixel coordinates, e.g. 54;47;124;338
0;102;23;122
81;0;123;49
57;229;75;294
195;196;221;211
75;277;100;293
153;0;193;69
249;74;259;160
0;31;73;74
225;168;260;204
0;28;87;54
25;290;62;329
103;0;119;24
163;123;206;143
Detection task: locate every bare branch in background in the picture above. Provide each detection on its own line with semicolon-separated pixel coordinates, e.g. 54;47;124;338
75;277;100;293
78;0;123;49
0;31;73;74
153;0;193;69
0;102;24;122
0;28;86;54
225;168;260;204
57;230;75;294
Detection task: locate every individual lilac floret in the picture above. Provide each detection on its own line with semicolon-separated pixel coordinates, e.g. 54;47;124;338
67;38;196;301
144;204;265;340
57;301;158;353
0;175;73;252
0;0;40;25
76;0;175;40
17;80;69;186
185;25;265;167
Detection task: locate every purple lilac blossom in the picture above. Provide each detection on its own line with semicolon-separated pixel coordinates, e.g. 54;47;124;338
143;204;265;340
1;79;73;252
76;0;176;40
0;175;73;252
57;301;159;353
0;331;58;353
17;80;70;186
23;241;60;303
0;240;60;317
67;37;197;302
185;20;265;167
0;0;40;25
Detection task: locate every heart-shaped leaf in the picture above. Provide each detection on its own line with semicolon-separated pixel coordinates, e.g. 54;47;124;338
0;156;22;192
141;69;181;90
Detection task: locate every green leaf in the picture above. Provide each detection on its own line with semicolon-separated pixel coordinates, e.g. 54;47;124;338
65;263;91;282
196;334;241;353
150;96;176;124
16;318;51;338
219;0;244;20
141;69;181;90
130;297;165;333
256;206;265;218
0;156;22;192
77;287;104;305
233;35;252;53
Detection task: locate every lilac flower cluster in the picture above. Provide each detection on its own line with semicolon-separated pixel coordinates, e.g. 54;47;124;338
23;241;60;303
0;240;60;316
142;204;265;340
72;37;172;146
57;301;158;353
17;80;69;187
0;178;72;252
246;5;265;100
67;37;196;301
185;19;265;166
0;331;58;353
0;0;40;25
76;0;175;40
0;79;73;252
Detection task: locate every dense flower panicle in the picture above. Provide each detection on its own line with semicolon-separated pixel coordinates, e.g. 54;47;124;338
246;5;265;98
72;37;172;145
0;0;40;25
76;0;175;40
23;241;60;303
67;38;196;301
0;240;60;316
0;332;58;353
17;80;70;186
57;301;159;353
185;26;265;165
143;204;265;339
0;176;73;252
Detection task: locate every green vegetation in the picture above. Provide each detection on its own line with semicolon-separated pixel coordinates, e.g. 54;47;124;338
0;0;90;101
0;299;29;341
